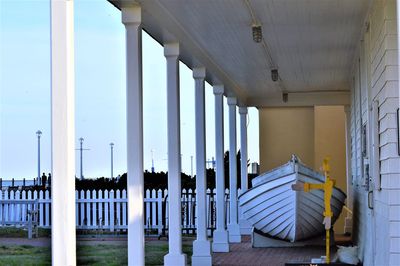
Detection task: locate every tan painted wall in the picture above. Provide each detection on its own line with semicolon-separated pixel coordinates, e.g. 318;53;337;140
259;106;347;234
314;106;347;234
259;107;314;173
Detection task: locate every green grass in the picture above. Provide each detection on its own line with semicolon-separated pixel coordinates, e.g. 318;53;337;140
0;245;51;266
0;227;51;238
0;238;193;266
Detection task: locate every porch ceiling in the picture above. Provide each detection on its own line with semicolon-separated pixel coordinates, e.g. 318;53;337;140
110;0;370;107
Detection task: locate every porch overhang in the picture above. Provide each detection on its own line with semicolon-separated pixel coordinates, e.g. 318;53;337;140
110;0;370;107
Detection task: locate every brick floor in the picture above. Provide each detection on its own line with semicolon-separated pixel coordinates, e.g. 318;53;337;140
213;236;335;266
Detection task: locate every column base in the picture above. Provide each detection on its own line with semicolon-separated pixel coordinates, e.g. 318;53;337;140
239;218;253;235
344;216;353;234
164;252;187;266
212;229;229;252
228;223;241;243
192;255;212;266
192;239;212;266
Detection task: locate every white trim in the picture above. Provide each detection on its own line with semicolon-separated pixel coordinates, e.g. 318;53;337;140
372;100;381;190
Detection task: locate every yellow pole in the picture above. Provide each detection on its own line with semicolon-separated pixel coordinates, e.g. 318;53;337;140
326;228;330;263
291;157;335;264
323;157;332;264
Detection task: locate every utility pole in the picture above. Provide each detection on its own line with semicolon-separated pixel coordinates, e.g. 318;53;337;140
190;155;194;178
36;130;42;184
110;143;114;179
206;157;216;169
76;138;90;180
151;149;155;173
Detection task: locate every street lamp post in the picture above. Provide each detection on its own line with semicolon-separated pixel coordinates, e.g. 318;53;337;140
110;143;114;179
190;155;194;178
36;130;42;184
151;149;155;173
79;138;84;180
75;138;89;180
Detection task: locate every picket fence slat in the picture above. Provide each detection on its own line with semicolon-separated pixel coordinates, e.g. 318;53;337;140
122;190;127;227
104;190;109;227
45;190;50;227
145;189;150;229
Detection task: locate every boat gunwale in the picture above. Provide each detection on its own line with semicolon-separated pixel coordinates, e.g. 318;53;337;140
239;158;346;201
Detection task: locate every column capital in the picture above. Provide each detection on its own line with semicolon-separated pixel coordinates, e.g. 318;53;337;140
121;5;141;25
239;106;248;115
213;85;224;95
227;97;237;106
193;67;206;79
164;43;180;58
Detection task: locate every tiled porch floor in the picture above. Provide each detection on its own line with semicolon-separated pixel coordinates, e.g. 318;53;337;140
212;236;335;266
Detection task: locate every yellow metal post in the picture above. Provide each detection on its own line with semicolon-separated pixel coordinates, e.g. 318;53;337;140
292;157;334;264
322;157;334;264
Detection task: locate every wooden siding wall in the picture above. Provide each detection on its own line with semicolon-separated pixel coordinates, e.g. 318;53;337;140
351;1;400;265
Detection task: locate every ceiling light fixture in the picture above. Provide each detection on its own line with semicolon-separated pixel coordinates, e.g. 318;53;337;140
252;24;262;43
271;69;279;82
282;92;288;103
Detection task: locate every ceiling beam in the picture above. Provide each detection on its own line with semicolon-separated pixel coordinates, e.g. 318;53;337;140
247;91;350;107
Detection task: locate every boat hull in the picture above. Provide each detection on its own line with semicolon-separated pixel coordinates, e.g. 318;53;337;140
239;156;346;242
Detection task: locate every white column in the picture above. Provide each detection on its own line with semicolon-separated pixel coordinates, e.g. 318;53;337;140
239;107;248;193
192;67;212;266
122;6;145;266
397;0;400;128
238;106;252;235
212;85;230;252
164;43;187;266
50;0;76;265
344;106;353;234
227;97;241;243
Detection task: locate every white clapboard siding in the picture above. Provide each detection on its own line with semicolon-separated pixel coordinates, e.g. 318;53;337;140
350;0;400;265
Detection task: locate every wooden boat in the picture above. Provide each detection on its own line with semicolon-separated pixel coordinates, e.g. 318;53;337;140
238;155;346;242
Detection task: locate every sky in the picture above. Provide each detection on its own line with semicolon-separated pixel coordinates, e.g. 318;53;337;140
0;0;259;180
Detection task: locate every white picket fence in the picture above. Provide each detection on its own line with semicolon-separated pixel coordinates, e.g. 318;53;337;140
0;188;235;236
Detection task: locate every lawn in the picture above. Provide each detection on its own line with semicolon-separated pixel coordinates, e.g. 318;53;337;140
0;238;194;266
0;245;51;266
0;227;51;238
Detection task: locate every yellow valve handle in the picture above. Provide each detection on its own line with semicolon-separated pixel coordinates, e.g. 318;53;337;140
323;157;331;173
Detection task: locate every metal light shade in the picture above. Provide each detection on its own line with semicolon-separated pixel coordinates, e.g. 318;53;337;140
282;92;288;103
271;69;279;82
252;25;262;43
